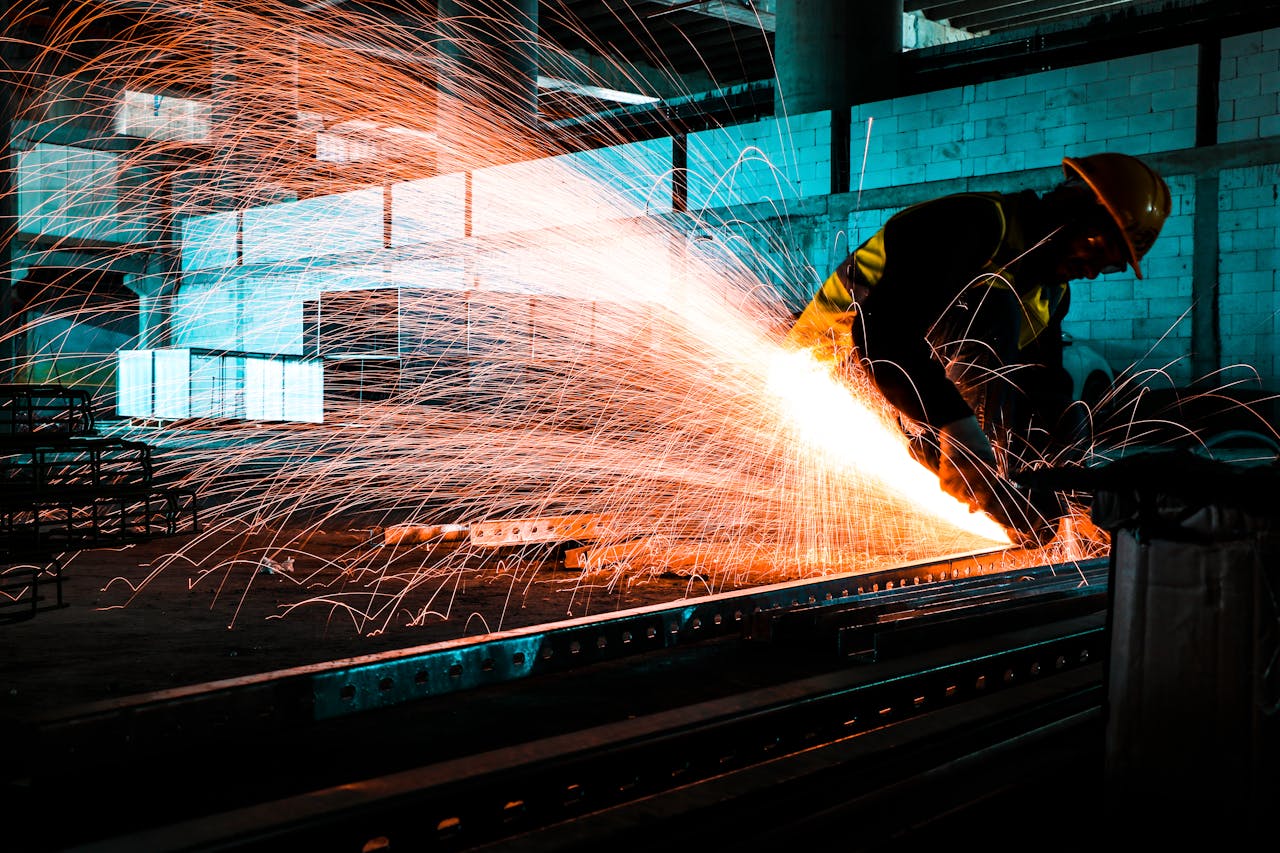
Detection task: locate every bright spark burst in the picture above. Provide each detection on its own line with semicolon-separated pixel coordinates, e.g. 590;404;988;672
0;0;1128;635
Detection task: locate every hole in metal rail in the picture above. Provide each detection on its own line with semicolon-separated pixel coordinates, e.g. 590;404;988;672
448;663;463;679
378;677;393;692
340;684;356;701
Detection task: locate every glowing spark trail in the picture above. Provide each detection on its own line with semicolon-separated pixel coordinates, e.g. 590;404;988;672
0;0;1116;635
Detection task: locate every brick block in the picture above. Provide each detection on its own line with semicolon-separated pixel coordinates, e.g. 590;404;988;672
1045;86;1088;110
965;136;1005;157
1220;208;1260;231
1107;93;1154;119
1092;318;1136;340
1129;111;1174;135
924;87;967;109
967;97;1008;120
890;164;928;185
924;159;963;182
1086;77;1131;102
984;76;1027;99
1236;92;1279;120
1043;124;1087;147
1225;227;1276;253
895;109;934;132
918;124;961;146
1084;116;1131;141
1224;269;1273;293
1262;108;1280;138
1006;91;1048;116
1171;109;1198;136
1237;48;1279;77
1130;69;1177;96
1062;60;1110;86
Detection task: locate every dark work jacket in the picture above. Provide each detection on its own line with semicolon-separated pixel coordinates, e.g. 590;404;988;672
788;190;1070;429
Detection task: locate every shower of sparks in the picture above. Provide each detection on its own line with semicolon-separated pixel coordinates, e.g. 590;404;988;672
0;0;1128;634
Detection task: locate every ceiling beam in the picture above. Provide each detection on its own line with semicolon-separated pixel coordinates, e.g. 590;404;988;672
644;0;776;32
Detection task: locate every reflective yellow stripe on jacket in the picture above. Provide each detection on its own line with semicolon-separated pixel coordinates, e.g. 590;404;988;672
789;195;1064;358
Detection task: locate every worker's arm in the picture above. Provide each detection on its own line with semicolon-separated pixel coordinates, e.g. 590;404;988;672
853;194;1009;427
786;267;858;365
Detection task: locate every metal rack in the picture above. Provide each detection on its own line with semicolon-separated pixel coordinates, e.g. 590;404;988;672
0;384;198;619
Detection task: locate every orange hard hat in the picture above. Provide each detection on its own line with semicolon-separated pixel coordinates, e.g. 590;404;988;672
1062;153;1171;279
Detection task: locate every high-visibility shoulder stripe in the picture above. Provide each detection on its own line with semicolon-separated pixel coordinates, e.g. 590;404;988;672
787;269;856;362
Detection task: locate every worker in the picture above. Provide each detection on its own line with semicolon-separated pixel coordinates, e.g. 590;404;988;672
789;152;1171;545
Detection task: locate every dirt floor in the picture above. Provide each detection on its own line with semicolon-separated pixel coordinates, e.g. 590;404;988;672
0;525;712;723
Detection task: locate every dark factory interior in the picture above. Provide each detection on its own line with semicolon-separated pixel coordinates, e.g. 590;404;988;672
3;2;1280;850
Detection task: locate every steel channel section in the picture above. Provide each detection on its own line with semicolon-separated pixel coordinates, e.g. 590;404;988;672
308;547;1052;718
32;553;1111;851
82;613;1108;852
34;549;1093;745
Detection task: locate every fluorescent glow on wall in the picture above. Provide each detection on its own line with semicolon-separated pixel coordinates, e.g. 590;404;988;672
115;89;211;144
390;172;467;246
241;186;383;265
181;210;240;272
116;350;154;418
153;348;193;420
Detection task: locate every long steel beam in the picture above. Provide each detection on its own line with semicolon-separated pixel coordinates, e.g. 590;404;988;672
63;559;1110;852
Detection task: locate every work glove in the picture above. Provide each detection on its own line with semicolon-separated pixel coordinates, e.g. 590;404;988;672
938;415;1061;547
937;415;1000;507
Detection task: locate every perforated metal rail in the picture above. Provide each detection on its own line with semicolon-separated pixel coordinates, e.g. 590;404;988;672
40;553;1111;853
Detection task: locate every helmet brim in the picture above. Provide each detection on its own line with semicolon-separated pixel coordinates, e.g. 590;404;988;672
1062;156;1143;279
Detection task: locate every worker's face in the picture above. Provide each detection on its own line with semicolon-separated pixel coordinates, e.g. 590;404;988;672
1055;218;1130;281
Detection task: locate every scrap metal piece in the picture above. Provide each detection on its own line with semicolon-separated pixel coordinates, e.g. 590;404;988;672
469;513;614;547
382;523;469;546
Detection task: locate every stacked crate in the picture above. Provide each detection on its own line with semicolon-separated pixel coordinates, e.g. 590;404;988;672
0;385;199;618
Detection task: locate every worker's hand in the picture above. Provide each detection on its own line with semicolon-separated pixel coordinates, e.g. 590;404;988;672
937;415;1000;508
938;416;1061;547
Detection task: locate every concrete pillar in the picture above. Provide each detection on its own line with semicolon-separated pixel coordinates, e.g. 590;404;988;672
774;0;901;194
773;0;902;116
